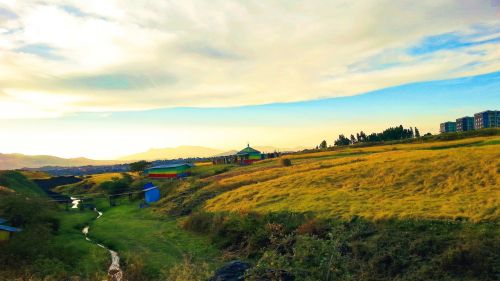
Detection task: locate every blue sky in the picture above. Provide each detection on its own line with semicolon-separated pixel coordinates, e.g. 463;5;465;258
0;1;499;158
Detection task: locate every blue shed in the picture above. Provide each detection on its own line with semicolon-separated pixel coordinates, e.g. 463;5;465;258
143;182;160;204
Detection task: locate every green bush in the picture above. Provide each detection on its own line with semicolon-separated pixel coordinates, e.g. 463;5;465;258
280;158;292;166
182;211;500;280
0;196;73;279
182;212;215;233
162;256;213;281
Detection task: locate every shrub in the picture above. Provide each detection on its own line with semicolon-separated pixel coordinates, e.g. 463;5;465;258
296;218;328;237
123;254;149;281
181;212;215;233
32;257;68;280
280;158;292;166
182;210;500;281
162;256;212;281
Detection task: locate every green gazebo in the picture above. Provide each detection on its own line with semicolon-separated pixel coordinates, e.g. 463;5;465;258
236;144;262;165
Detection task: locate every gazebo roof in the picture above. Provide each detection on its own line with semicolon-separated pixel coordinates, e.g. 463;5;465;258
237;145;261;155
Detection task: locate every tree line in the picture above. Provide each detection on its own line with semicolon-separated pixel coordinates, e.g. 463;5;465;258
318;125;429;148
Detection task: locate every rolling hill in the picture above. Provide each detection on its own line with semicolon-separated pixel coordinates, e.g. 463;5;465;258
119;146;225;161
146;131;500;222
203;137;500;221
0;170;47;196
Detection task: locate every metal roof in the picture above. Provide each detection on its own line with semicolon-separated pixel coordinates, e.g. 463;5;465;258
149;163;194;169
236;145;261;155
0;225;22;232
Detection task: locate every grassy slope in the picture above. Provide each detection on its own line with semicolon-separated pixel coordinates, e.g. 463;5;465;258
53;209;109;279
88;199;220;278
0;171;110;279
17;170;51;179
53;172;136;194
0;170;47;196
203;136;500;221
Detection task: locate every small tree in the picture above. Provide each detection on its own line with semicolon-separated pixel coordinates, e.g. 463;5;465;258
129;160;151;173
334;135;351;146
319;140;328;150
415;127;421;138
359;131;367;142
350;134;357;144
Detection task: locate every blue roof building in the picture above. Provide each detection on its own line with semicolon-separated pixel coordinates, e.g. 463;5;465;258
0;218;21;241
143;182;160;204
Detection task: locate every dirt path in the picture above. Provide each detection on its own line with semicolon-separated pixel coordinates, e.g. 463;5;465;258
82;208;123;281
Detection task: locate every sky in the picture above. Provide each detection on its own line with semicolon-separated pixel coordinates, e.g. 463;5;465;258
0;0;499;159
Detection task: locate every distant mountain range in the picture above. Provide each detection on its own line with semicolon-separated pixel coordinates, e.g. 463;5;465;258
0;145;307;169
119;146;225;161
0;153;118;170
119;145;306;161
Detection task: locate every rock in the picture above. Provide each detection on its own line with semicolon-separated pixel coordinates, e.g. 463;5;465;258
208;260;251;281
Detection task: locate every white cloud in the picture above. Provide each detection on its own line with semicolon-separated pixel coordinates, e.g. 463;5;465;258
0;0;499;118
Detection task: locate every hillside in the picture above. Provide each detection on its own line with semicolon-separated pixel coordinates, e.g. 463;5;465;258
204;136;499;221
53;172;137;194
0;153;118;170
144;134;500;222
0;170;47;196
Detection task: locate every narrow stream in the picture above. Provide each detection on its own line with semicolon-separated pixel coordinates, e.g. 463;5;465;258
81;207;123;281
70;197;80;209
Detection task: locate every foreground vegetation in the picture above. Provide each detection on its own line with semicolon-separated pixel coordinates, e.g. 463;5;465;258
183;211;499;280
0;194;109;280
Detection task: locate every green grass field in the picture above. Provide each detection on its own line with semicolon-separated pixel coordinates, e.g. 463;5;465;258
87;199;220;279
53;209;109;279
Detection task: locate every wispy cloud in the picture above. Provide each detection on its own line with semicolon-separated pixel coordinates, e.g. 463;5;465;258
61;73;177;90
182;43;243;60
15;43;64;60
408;31;500;56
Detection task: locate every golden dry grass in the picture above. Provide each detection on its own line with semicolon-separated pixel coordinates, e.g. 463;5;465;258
53;172;138;194
204;136;500;221
85;172;127;184
17;170;51;179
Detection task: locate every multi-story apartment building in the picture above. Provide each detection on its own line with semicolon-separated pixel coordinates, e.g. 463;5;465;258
456;116;475;132
440;121;456;133
474;110;500;129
